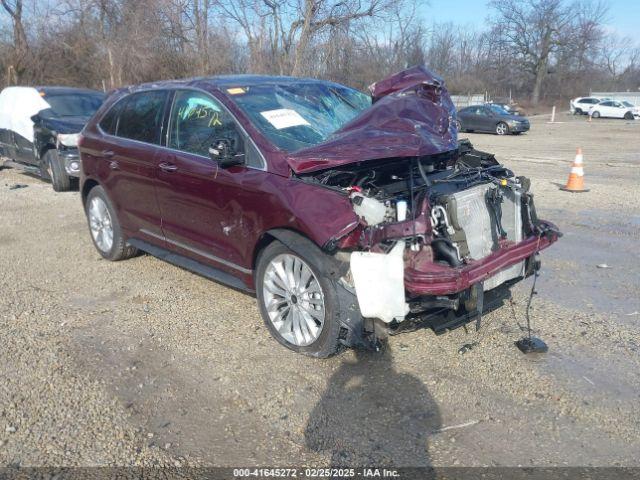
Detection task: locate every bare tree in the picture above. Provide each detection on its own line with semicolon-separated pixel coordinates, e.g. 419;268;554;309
489;0;607;105
1;0;28;83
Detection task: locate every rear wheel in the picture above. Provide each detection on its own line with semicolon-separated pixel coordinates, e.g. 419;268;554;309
256;241;341;357
85;185;138;261
495;122;509;135
41;149;71;192
574;108;583;115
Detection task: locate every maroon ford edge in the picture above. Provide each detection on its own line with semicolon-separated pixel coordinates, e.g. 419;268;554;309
79;66;560;357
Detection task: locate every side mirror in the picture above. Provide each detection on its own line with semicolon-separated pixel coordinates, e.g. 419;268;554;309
209;138;245;168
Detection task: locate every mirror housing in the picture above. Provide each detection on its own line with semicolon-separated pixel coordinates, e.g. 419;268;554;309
209;138;245;168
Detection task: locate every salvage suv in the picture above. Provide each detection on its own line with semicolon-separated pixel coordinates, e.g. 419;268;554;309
79;66;560;357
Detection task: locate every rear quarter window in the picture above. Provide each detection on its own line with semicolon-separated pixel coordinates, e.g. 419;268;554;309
98;99;124;135
116;91;168;144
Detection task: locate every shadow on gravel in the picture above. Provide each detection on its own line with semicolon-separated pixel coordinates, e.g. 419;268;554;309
304;344;441;466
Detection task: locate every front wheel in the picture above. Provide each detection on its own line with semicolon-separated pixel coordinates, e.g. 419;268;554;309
495;122;509;135
41;149;71;192
624;112;634;120
85;185;138;261
256;241;342;357
592;111;600;118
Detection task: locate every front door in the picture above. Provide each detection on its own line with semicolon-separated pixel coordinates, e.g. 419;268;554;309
154;89;262;273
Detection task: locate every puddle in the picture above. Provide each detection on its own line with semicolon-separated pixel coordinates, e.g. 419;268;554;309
530;348;640;408
525;208;640;324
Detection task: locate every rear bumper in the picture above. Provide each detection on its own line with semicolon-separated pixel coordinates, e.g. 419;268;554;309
405;221;559;296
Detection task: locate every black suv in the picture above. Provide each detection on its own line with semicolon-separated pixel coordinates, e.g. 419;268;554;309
0;86;104;191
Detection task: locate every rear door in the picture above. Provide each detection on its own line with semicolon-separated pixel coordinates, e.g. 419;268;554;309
476;107;495;132
95;90;169;242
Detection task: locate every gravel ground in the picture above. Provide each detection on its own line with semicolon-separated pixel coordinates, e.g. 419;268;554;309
1;113;639;468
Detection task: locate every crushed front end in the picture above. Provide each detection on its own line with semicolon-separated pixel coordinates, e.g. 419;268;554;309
300;140;560;341
288;65;560;346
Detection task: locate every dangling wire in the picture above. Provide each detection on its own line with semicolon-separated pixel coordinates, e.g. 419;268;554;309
524;234;543;340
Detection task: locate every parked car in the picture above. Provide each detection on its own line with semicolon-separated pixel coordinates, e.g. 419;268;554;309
569;96;602;115
456;104;530;135
0;86;104;191
79;66;559;357
485;102;525;116
621;101;640;118
588;100;637;120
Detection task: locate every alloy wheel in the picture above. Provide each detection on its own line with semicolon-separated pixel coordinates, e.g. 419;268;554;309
262;253;325;347
88;197;114;253
496;122;508;135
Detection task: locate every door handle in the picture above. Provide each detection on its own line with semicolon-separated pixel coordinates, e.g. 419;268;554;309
159;162;178;173
102;150;114;159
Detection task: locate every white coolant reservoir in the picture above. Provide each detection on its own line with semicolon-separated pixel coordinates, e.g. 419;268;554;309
350;241;409;323
350;192;387;226
396;200;408;221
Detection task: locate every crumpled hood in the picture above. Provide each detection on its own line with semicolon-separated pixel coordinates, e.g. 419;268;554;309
286;66;458;174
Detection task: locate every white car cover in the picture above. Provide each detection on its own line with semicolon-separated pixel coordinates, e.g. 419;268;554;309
0;87;51;143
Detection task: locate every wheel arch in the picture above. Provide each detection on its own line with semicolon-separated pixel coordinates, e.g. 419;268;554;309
252;228;347;280
81;178;100;207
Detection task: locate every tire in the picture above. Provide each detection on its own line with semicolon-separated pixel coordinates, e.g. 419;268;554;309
574;108;582;115
84;185;138;261
256;241;342;358
592;111;600;118
624;112;634;120
41;149;71;192
495;122;509;135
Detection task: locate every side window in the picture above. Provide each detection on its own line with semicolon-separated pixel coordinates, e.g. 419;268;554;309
168;90;244;159
117;91;168;144
600;101;612;107
98;99;124;135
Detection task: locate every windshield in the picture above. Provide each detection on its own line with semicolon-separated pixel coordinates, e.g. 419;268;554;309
40;93;104;118
622;101;634;108
229;82;371;152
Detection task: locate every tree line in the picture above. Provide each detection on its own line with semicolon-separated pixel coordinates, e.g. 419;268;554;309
1;0;638;105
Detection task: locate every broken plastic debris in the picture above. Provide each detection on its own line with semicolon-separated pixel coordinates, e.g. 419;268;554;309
9;183;28;190
596;263;610;269
458;342;479;354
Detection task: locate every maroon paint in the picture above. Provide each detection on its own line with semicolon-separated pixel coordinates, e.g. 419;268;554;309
284;66;458;174
405;223;559;296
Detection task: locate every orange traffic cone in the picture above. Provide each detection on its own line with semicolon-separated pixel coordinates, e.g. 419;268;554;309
560;148;589;192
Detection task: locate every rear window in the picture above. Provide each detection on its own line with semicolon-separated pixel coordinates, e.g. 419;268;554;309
39;92;104;118
116;91;168;144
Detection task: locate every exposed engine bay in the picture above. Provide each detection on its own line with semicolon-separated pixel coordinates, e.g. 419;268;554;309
298;139;559;336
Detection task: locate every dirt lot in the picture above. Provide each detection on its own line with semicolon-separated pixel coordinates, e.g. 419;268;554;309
1;113;639;468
